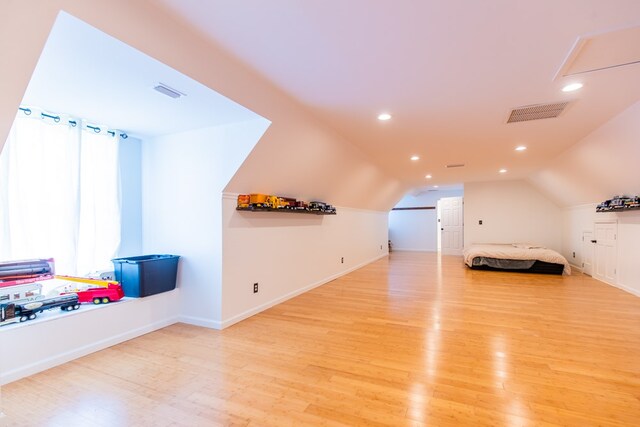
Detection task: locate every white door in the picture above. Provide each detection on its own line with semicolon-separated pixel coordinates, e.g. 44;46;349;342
439;197;463;255
582;231;594;276
593;222;617;285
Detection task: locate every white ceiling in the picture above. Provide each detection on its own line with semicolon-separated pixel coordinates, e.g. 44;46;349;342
21;12;261;138
155;0;640;191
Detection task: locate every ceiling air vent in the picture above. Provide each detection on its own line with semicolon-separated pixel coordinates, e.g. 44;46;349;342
446;163;465;168
507;102;570;123
153;83;186;99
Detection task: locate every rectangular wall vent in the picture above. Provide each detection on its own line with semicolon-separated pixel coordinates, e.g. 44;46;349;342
446;163;465;168
507;102;570;123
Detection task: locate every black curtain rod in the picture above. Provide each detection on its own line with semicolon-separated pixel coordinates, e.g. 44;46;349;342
18;107;128;139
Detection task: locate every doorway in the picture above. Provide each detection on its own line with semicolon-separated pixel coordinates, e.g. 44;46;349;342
437;196;464;255
593;221;618;285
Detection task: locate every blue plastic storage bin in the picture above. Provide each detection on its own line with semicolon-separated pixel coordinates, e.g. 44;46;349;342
111;254;180;297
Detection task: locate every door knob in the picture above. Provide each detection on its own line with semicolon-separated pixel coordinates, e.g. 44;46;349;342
591;240;597;243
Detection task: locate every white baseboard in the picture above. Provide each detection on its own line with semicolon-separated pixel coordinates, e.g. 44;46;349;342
588;273;640;298
1;316;178;385
603;280;640;298
392;248;436;252
569;263;583;274
179;315;222;330
218;253;388;329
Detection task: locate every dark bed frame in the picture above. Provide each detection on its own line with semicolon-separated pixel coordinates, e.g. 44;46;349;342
469;259;564;275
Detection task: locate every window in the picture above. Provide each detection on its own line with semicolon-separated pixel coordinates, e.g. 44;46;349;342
0;108;122;275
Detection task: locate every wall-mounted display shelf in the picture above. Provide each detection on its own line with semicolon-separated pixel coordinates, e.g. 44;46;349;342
236;206;336;215
391;206;435;211
596;196;640;213
596;206;640;213
236;194;337;215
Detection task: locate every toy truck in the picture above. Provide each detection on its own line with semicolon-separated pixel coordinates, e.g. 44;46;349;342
249;194;269;207
67;283;124;304
278;197;297;209
1;294;80;326
294;201;308;210
237;194;250;208
14;294;80;322
0;282;44;304
308;201;327;211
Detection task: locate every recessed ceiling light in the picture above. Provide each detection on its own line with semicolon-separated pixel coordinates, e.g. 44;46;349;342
515;146;527;151
433;185;439;188
377;113;392;121
499;168;508;174
562;83;583;92
410;155;420;161
425;174;432;179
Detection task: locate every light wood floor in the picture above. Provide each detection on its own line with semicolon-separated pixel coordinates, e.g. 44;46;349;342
2;252;640;426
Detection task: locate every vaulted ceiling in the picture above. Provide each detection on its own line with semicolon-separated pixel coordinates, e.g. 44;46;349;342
156;0;640;193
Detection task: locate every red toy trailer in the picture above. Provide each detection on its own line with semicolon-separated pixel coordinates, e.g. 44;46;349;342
64;283;124;304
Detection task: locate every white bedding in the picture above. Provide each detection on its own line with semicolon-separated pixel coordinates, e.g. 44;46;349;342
463;243;571;275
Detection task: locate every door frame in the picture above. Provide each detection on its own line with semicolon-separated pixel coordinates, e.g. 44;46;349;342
437;196;464;255
436;199;442;252
582;230;594;276
593;220;618;286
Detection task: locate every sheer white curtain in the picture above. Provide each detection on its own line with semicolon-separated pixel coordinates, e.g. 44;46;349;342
0;112;121;275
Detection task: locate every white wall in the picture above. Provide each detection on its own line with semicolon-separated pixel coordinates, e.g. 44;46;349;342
464;180;562;251
561;205;640;296
221;196;388;327
618;213;640;296
142;119;269;327
561;203;599;268
0;291;179;385
389;190;463;251
538;99;640;296
142;118;390;330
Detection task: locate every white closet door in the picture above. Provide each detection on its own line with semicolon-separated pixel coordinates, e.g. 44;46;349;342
593;222;617;285
440;197;463;255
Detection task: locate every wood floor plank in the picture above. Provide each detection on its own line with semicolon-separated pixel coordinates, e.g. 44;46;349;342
2;251;640;426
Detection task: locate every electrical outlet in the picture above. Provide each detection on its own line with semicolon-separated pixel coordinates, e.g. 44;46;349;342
380;245;383;249
253;283;258;293
479;220;483;225
341;257;344;264
572;252;575;258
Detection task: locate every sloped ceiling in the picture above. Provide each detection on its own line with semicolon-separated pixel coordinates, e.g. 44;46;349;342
528;100;640;206
156;0;640;196
3;1;640;210
0;0;405;211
